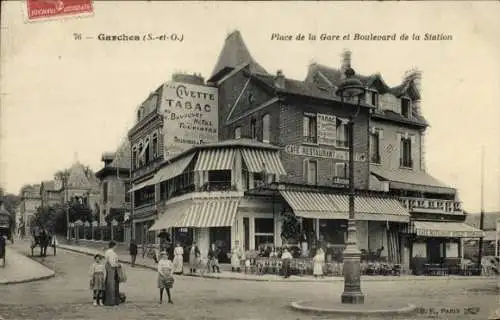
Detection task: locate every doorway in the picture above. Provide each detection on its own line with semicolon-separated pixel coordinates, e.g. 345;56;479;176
427;238;442;264
210;227;231;263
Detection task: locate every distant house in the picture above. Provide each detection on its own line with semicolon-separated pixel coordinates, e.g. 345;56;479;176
464;211;500;257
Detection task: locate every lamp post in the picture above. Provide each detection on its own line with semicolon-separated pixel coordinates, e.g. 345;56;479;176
336;65;366;304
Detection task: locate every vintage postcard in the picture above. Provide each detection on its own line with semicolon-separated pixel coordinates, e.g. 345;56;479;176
0;1;499;320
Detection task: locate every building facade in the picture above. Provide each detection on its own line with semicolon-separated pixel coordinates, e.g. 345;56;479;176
95;140;131;241
19;184;42;231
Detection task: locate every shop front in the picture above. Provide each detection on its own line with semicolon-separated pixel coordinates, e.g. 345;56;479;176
408;220;484;275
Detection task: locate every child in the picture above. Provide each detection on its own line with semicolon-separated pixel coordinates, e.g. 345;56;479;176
89;254;106;306
157;251;174;304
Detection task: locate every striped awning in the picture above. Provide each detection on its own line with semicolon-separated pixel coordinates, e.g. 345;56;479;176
129;178;155;193
154;153;195;184
412;221;484;238
280;191;410;222
194;148;235;171
241;149;286;176
149;199;240;230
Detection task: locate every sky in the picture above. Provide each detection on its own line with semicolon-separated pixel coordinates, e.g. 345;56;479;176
1;1;499;213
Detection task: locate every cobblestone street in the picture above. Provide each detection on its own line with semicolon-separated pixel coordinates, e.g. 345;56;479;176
0;245;498;320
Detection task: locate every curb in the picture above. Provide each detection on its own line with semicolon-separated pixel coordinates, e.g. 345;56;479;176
57;246;496;283
290;301;417;316
0;272;55;286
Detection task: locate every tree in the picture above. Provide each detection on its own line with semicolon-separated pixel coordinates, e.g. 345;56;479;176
280;212;301;244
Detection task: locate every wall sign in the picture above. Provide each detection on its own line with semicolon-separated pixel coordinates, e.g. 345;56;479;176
160;82;219;160
285;144;348;160
317;113;337;146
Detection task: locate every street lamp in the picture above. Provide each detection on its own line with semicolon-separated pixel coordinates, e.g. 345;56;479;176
336;65;366;304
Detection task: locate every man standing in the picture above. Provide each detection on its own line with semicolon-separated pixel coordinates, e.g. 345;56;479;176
129;239;138;267
281;247;292;278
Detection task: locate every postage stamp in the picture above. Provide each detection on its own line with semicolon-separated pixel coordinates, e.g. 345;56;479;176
25;0;93;21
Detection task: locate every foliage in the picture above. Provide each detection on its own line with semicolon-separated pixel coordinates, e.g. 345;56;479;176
280;212;301;243
0;187;21;217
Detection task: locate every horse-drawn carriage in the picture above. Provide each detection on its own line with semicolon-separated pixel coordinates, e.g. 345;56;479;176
30;226;57;257
0;208;12;267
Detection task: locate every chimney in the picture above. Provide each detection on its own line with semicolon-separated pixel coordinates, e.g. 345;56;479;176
403;68;422;114
274;70;285;89
341;49;352;72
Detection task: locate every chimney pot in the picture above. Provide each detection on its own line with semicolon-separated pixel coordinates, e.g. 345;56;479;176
341;49;352;71
275;70;285;89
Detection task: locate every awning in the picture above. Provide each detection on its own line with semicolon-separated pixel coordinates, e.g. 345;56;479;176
280;191;410;222
241;149;286;176
129;178;155;193
412;221;484;238
149;199;240;230
194;148;235;171
154;153;195;184
371;166;456;195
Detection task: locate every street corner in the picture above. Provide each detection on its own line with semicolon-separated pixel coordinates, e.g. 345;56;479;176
0;247;55;285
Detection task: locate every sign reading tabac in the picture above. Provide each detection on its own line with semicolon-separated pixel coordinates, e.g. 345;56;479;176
317;113;336;146
160;82;218;159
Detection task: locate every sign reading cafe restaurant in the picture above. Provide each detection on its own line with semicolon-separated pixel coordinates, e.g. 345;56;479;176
160;82;219;159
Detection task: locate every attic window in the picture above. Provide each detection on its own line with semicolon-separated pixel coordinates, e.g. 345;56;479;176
371;91;379;107
401;97;411;118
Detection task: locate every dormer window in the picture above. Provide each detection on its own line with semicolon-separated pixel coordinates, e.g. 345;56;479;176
371;91;379;108
401;97;411;118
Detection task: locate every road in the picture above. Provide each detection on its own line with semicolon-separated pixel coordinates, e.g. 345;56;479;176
0;245;498;320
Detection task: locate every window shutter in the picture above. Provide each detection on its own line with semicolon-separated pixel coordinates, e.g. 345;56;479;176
303;116;309;137
303;159;309;181
410;135;416;144
378;130;384;139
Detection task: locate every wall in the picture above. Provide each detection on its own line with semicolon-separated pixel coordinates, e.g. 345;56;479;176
279;103;370;189
371;120;423;173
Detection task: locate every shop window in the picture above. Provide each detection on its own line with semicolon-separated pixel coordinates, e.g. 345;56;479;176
255;218;274;250
262;114;271;143
303;113;317;144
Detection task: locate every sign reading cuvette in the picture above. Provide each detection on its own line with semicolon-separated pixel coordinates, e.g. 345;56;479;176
160;82;219;159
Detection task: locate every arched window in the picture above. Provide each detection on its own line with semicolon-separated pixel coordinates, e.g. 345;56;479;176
152;132;158;159
262;114;271;143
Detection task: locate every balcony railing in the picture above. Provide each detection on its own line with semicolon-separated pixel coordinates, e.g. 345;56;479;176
198;181;236;192
336;139;349;148
400;158;413;168
400;197;463;214
303;136;318;144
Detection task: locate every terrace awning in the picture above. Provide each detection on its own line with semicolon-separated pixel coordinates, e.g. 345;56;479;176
241;149;286;176
280;191;410;222
129;178;155;193
149;198;240;230
154;153;196;184
194;148;235;171
412;221;484;238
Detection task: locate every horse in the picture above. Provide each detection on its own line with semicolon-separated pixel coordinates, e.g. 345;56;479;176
31;228;51;257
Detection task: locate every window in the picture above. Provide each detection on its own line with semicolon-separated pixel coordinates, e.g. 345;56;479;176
369;131;381;163
234;127;241;139
335;162;349;179
144;138;150;164
371;92;379;107
243;217;250;251
303;114;317;144
102;181;108;203
124;182;131;203
305;160;318;185
401;98;411;118
336;119;350;148
132;146;138;169
151;133;158;159
400;137;413;168
250;119;257;140
137;142;144;167
207;170;231;190
255;218;274;251
262;114;271;143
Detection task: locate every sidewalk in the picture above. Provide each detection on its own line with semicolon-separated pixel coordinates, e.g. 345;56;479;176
56;240;495;283
0;246;55;285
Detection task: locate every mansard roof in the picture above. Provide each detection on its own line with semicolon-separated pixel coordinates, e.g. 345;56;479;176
109;140;131;170
209;30;268;82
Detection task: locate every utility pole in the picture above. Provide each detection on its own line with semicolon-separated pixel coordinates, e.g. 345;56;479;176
477;147;485;270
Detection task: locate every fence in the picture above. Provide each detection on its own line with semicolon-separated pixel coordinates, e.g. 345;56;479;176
69;225;127;243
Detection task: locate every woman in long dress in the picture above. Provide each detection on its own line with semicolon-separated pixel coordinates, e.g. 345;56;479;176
313;247;325;278
230;240;243;272
172;243;184;275
188;242;201;274
103;241;120;306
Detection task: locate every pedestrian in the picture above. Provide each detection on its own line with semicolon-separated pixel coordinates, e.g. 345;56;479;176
208;243;221;273
129;239;138;267
281;247;292;278
158;229;171;253
103;241;121;306
157;251;174;304
313;247;325;278
89;254;106;306
230;240;243;272
188;241;201;274
172;243;184;275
